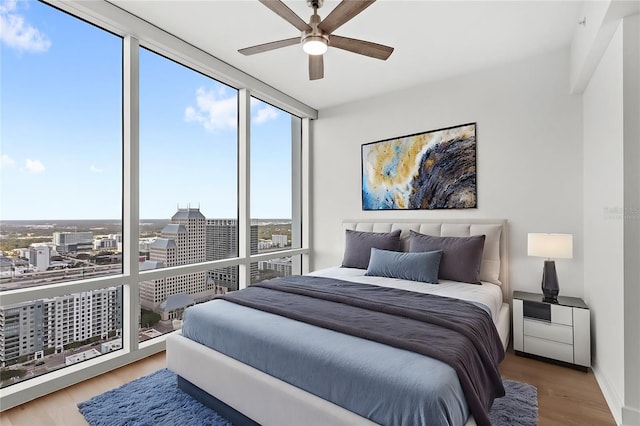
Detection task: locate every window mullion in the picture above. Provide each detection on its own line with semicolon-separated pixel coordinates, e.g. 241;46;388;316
238;89;251;289
302;117;311;274
291;116;302;275
123;35;140;353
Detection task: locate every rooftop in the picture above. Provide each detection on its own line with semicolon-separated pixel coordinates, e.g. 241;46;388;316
139;260;164;271
160;293;195;312
160;224;186;236
172;208;206;221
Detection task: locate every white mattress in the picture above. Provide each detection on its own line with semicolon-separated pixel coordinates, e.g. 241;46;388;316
310;266;504;323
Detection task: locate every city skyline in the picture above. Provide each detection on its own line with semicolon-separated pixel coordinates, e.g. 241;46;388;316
0;206;293;382
0;216;295;224
0;0;296;221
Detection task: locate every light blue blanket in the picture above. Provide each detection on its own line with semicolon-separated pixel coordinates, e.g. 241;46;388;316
182;299;471;426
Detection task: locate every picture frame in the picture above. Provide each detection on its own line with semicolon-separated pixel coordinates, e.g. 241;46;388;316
361;122;477;210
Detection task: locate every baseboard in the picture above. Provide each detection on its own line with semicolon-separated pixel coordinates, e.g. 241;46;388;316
593;364;623;425
622;406;640;426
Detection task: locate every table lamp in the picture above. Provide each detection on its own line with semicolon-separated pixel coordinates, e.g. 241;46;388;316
527;233;573;303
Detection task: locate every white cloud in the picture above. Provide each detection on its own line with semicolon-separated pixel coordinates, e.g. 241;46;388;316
1;153;16;167
253;105;279;124
250;98;280;125
184;87;237;132
0;0;52;53
24;158;45;174
0;0;17;14
89;165;104;173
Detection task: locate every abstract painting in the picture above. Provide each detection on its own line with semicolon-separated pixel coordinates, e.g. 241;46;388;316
362;123;477;210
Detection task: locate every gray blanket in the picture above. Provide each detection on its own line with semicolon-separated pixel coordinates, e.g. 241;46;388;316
221;275;505;426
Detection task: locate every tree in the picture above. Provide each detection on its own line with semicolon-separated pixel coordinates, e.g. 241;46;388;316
0;369;26;381
141;309;160;328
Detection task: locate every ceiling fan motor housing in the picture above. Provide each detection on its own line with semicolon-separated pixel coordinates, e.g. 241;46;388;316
302;12;329;48
307;0;324;9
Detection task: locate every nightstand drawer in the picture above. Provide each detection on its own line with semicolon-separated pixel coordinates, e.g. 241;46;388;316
524;318;573;344
524;335;574;364
551;304;573;326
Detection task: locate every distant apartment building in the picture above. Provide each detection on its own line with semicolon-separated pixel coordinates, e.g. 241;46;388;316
138;238;156;260
0;287;122;367
139;208;208;319
0;256;12;277
53;231;93;253
205;219;258;291
258;257;292;278
29;245;50;272
112;234;123;252
257;240;273;250
93;237;118;251
93;234;122;251
272;234;289;248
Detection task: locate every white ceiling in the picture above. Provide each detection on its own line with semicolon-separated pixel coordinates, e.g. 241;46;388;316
108;1;584;111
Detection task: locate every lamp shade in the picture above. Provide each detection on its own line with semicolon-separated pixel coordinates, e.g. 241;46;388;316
528;233;573;259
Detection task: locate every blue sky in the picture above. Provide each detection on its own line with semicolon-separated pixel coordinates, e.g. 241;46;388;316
1;0;294;221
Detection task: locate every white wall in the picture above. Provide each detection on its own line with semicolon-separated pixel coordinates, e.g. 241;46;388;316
582;22;625;422
311;48;584;298
581;12;640;424
621;14;640;424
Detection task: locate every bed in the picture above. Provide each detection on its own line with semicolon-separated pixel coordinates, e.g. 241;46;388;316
166;219;510;426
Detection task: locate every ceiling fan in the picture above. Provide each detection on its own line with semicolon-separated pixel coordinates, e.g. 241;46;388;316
238;0;394;80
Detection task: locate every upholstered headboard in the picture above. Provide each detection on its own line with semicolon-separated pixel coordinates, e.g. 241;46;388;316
342;219;509;301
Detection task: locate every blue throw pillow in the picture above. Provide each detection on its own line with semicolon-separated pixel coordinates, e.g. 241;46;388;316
365;248;443;284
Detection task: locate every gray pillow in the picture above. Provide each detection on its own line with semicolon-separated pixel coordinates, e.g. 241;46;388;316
365;248;443;284
341;229;402;269
408;231;485;284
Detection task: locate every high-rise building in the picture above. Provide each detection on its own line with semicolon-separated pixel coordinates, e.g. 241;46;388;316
140;208;208;319
205;219;258;291
0;287;122;367
111;234;123;252
53;231;93;253
28;245;50;272
206;219;238;261
272;234;289;248
258;257;292;278
93;237;118;250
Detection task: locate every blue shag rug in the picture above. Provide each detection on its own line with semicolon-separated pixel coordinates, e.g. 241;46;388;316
78;369;537;426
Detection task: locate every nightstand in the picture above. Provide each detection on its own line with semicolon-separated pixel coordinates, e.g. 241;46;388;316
512;290;590;370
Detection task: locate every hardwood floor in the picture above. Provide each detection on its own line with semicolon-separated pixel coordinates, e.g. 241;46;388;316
0;350;616;426
500;352;616;426
0;352;166;426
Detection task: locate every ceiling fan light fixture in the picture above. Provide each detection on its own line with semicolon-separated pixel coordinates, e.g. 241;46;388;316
239;0;394;80
302;35;328;55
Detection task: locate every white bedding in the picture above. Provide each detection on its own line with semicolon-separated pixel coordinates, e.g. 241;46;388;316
310;266;504;323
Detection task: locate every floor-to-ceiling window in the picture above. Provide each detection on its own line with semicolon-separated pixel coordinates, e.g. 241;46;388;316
0;0;124;385
250;98;302;284
0;0;311;407
138;48;239;339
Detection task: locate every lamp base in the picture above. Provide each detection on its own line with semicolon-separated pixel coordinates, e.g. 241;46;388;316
541;260;559;303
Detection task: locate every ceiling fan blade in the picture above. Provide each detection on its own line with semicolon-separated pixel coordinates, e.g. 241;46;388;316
330;35;393;60
238;37;300;55
318;0;376;34
309;55;324;80
259;0;311;32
